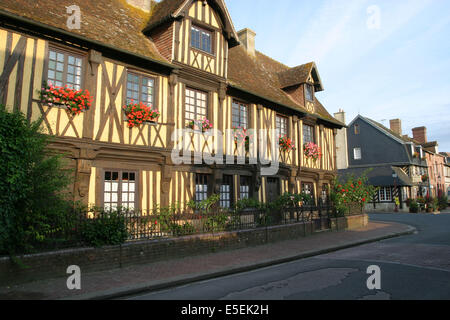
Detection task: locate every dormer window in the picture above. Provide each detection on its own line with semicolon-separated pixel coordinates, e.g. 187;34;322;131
305;84;314;102
191;25;213;54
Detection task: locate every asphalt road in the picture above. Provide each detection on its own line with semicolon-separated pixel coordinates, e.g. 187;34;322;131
127;213;450;300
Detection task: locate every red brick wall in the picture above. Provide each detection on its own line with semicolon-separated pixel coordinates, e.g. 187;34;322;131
284;84;305;106
425;152;446;197
149;22;174;62
412;127;427;144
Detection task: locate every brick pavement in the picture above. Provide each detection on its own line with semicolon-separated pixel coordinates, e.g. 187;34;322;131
0;221;414;300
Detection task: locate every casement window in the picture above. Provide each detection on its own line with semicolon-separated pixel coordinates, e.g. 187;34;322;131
353;148;362;160
302;183;315;205
303;124;315;144
379;187;392;202
191;25;213;54
240;176;251;200
220;175;233;209
195;174;209;203
305;84;314;102
103;170;137;211
276;115;288;137
185;87;208;122
354;124;360;135
232;101;248;129
47;48;83;89
126;72;155;107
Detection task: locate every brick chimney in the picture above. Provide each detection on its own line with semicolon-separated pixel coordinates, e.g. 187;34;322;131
390;119;402;136
237;28;256;57
412;126;427;144
126;0;156;13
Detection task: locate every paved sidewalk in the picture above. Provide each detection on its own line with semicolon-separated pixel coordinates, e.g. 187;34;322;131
0;221;415;300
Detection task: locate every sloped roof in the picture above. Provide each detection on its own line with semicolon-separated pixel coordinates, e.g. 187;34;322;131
278;62;324;91
228;46;343;127
339;166;414;187
0;0;343;128
144;0;186;31
361;116;420;144
0;0;170;64
144;0;239;46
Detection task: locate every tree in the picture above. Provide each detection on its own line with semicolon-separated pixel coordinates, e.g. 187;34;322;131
0;105;74;256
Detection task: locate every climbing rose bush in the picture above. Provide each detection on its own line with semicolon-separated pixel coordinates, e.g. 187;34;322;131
330;173;377;216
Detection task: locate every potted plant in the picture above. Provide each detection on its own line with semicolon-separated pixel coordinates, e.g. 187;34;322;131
188;118;213;132
123;101;160;128
303;141;321;161
233;126;252;152
39;83;93;116
279;135;295;152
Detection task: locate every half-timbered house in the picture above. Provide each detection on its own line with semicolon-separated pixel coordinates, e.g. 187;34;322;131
0;0;344;213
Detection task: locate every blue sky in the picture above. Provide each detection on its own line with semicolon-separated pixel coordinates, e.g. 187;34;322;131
226;0;450;151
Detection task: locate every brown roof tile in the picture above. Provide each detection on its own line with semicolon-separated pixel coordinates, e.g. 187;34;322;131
228;46;343;126
278;62;313;88
0;0;169;63
145;0;185;31
0;0;342;127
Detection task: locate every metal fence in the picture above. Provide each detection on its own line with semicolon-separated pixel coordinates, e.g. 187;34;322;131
30;200;368;252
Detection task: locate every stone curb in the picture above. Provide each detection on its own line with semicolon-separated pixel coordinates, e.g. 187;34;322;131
63;222;416;300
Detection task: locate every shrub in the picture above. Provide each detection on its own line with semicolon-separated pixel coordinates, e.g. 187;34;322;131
408;200;419;213
438;196;448;211
331;171;377;215
79;209;129;247
0;105;74;256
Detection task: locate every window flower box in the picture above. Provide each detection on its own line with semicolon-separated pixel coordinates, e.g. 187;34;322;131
421;174;429;182
304;142;322;161
233;126;252;151
123;101;160;128
279;135;295;152
188;118;213;132
39;83;92;116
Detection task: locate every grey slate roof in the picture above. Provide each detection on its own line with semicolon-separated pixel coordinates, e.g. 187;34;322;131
338;166;413;187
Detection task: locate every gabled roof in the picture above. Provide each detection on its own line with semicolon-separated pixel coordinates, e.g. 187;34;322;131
349;115;420;145
277;62;324;92
144;0;240;47
227;46;343;127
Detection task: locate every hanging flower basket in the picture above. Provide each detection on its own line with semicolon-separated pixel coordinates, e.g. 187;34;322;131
188;118;213;132
304;142;322;161
233;126;252;151
123;101;160;128
39;83;92;116
279;135;295;152
421;174;429;182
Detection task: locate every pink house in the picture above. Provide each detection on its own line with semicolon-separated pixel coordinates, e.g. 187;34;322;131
412;127;446;197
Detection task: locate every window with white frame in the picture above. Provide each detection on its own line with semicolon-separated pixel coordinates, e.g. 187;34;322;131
185;87;207;122
103;171;137;211
379;187;392;202
220;175;233;209
353;148;362;160
240;176;251;200
195;174;209;204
